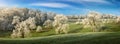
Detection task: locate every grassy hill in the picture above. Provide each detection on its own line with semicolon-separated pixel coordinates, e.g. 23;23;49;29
0;32;120;44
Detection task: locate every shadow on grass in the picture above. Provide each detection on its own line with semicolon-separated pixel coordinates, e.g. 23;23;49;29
0;31;12;38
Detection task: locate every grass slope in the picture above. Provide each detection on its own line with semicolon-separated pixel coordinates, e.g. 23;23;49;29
0;32;120;44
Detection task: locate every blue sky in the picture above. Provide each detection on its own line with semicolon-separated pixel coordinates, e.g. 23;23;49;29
0;0;120;15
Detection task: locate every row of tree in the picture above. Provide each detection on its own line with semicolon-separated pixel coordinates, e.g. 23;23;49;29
0;8;119;38
0;8;56;31
76;11;120;32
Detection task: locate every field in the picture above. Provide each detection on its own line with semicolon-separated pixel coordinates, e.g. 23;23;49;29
0;23;120;44
0;23;90;38
0;32;120;44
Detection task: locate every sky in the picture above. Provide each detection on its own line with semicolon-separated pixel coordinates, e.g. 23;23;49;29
0;0;120;15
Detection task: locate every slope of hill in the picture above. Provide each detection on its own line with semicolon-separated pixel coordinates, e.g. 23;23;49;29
0;32;120;44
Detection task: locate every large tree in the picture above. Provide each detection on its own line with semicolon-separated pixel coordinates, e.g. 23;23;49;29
83;11;103;32
11;17;36;38
53;15;69;34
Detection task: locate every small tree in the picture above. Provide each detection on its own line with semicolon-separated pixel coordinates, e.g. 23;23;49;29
116;17;120;23
36;26;43;32
75;19;81;25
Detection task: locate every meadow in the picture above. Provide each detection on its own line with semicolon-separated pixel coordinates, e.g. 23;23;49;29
0;23;120;44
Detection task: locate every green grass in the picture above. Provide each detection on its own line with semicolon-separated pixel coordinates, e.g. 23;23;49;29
0;32;120;44
0;23;83;38
0;23;120;44
0;31;12;38
102;23;120;32
1;23;120;38
31;23;85;37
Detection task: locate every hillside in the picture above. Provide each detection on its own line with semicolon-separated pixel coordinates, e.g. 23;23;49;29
0;0;120;44
0;8;120;44
0;32;120;44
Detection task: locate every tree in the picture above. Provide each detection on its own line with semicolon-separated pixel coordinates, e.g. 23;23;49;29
36;26;42;32
55;23;69;34
11;17;36;38
53;14;69;34
0;8;48;31
75;19;81;25
116;17;120;23
83;11;102;32
43;19;53;29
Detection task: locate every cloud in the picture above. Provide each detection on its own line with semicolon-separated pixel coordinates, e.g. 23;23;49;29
80;0;110;3
51;0;111;4
63;0;113;8
30;3;71;8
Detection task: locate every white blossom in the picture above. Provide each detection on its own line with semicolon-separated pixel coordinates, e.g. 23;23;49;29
83;11;103;32
11;17;36;38
36;26;43;32
43;19;53;29
53;14;69;34
12;16;20;25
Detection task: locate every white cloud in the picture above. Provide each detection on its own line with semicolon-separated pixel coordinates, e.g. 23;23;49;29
80;0;110;4
54;0;111;4
30;3;71;8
